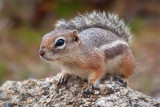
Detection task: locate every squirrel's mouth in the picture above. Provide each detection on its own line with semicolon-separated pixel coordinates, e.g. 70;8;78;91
40;55;53;61
40;55;61;62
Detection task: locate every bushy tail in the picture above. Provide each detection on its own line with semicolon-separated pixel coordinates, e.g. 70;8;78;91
55;11;133;43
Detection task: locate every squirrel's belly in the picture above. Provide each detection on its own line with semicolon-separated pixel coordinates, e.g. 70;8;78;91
63;65;89;79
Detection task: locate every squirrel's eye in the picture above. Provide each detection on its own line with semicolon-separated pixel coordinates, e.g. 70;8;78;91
55;39;64;46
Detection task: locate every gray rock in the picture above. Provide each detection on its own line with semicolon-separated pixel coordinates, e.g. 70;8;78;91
0;74;159;107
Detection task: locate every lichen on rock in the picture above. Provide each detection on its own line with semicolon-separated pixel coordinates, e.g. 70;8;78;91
0;73;160;107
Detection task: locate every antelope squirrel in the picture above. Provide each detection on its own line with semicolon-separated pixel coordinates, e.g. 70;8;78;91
39;11;135;92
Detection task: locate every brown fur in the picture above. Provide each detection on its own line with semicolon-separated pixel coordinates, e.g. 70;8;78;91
104;44;128;59
84;48;105;88
118;49;135;79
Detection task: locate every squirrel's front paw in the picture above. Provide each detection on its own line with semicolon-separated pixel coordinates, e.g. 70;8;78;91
82;85;100;96
83;88;94;95
57;73;70;85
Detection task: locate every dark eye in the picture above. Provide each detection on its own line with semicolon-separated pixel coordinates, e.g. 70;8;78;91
55;39;64;46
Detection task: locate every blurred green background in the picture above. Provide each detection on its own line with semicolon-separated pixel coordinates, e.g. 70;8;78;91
0;0;160;97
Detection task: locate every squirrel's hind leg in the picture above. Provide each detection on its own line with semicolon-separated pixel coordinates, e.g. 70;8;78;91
117;49;135;86
119;49;134;78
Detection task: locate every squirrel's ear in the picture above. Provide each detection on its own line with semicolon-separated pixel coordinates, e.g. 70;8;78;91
72;30;80;42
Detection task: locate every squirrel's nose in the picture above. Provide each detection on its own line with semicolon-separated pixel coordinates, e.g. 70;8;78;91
39;49;45;57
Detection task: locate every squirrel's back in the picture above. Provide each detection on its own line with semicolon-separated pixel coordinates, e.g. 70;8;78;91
55;11;133;44
78;27;122;50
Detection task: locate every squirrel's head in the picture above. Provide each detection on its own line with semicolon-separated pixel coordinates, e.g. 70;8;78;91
39;30;80;62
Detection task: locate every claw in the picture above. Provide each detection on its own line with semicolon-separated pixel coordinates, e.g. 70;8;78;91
114;76;128;87
82;85;95;96
83;90;94;95
57;73;70;85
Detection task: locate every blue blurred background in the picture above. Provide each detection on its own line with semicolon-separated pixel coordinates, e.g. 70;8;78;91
0;0;160;97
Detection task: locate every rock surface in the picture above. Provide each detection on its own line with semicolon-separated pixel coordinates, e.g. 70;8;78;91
0;73;160;107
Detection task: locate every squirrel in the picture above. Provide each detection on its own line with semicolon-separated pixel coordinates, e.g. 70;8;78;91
39;11;135;93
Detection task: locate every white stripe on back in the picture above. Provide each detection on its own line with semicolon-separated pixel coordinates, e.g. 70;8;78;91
100;40;128;51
